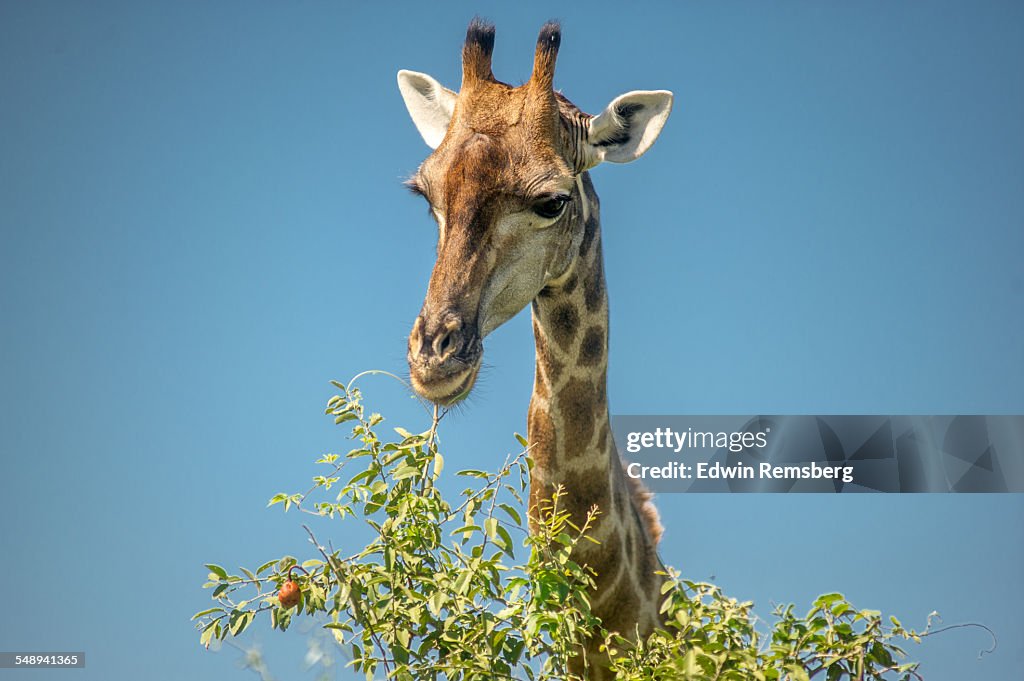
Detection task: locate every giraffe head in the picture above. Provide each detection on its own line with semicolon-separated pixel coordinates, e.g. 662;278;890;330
399;20;672;405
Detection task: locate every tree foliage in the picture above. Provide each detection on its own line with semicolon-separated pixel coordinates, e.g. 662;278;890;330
194;375;929;680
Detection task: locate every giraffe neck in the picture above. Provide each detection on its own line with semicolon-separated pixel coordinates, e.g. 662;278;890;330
528;173;613;540
527;172;664;648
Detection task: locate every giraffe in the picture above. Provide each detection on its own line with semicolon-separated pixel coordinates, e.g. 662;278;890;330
397;20;673;677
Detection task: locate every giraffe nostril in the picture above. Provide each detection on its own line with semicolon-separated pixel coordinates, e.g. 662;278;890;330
433;328;457;358
410;317;427;357
430;318;464;359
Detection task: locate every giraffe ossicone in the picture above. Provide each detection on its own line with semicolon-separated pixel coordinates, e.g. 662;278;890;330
398;18;673;677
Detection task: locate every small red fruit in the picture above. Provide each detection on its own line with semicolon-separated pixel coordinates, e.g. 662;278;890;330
278;580;301;608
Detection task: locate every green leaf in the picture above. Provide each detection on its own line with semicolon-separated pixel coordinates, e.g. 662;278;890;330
229;610;254;637
200;623;216;648
392;465;420;481
514;432;529;447
450;525;481;537
192;607;224;620
498;503;522;526
814;592;844;608
453;570;472;595
495;525;516;559
428;590;445;616
785;665;810;681
870;642;894;667
205;564;228;580
240;567;257;585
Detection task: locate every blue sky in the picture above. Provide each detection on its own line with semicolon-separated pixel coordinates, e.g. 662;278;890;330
1;1;1021;679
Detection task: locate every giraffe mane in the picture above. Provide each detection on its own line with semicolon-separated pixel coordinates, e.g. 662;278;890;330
625;471;664;545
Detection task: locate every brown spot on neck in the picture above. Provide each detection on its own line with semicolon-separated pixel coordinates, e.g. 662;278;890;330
555;376;600;460
578;325;606;367
548;303;580;351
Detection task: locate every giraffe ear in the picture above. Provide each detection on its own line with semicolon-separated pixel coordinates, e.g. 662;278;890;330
397;70;457;149
584;91;673;166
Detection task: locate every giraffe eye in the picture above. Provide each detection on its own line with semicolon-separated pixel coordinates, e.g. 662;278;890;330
532;195;570;219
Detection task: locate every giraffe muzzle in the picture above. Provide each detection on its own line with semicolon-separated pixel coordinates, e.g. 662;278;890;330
407;313;482;405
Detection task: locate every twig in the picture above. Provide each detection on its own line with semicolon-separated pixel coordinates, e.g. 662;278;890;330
302;524;392;678
922;621;998;658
